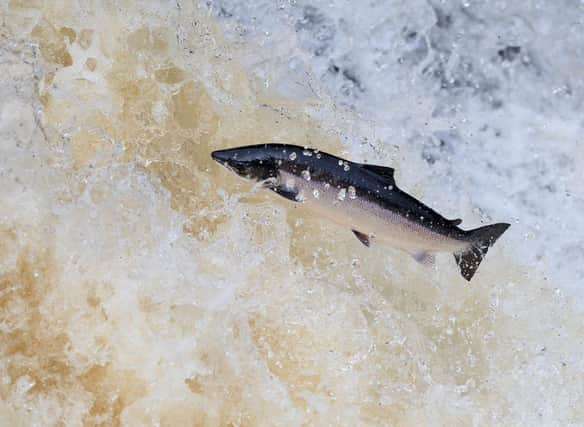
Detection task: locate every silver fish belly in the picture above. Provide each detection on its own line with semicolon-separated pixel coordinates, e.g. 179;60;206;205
285;171;468;255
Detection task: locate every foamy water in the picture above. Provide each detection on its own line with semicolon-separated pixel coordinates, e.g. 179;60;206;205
1;1;583;426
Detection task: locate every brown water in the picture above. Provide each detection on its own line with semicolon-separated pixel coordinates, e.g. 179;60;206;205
1;1;583;426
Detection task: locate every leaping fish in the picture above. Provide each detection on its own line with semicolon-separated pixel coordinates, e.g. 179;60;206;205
211;144;509;281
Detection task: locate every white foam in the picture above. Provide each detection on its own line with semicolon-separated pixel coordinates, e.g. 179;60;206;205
1;1;584;425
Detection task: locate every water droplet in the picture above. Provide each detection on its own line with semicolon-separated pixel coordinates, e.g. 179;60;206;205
289;152;297;160
348;186;357;199
337;188;346;201
302;150;312;156
313;189;320;198
301;170;311;181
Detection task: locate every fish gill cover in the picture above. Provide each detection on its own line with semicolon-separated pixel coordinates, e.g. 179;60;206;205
0;0;583;426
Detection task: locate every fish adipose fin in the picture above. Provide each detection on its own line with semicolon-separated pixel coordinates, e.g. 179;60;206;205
352;230;370;247
360;164;395;184
454;223;510;281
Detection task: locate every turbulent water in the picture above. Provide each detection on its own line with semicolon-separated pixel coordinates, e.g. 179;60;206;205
1;1;583;425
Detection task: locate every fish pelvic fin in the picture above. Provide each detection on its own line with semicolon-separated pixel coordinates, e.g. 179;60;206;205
352;230;370;247
454;223;510;281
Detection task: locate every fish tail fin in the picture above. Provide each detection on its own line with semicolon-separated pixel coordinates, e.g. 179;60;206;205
454;223;510;281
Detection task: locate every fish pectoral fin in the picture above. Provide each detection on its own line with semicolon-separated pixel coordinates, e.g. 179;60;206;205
352;230;370;247
271;186;300;202
259;177;278;189
412;252;435;266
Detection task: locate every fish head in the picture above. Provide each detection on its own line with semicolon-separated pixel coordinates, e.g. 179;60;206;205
211;145;281;182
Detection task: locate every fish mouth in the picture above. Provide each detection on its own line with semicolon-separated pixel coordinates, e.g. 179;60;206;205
211;149;234;164
211;149;247;177
211;149;238;173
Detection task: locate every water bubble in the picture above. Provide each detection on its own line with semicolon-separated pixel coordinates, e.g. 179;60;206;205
302;150;312;156
338;160;343;166
348;186;357;199
343;162;350;172
313;189;320;198
301;170;311;181
15;375;35;395
289;152;297;160
316;153;322;159
324;182;330;190
337;188;346;201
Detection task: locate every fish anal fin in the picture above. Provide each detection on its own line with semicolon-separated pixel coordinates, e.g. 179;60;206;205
412;252;435;266
352;230;370;247
360;164;395;184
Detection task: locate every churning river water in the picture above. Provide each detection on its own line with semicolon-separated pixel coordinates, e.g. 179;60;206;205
1;1;584;425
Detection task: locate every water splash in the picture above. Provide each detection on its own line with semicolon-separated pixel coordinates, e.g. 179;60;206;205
0;1;583;426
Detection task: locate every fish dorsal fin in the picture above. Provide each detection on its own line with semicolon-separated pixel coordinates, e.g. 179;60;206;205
360;163;395;184
449;218;463;226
